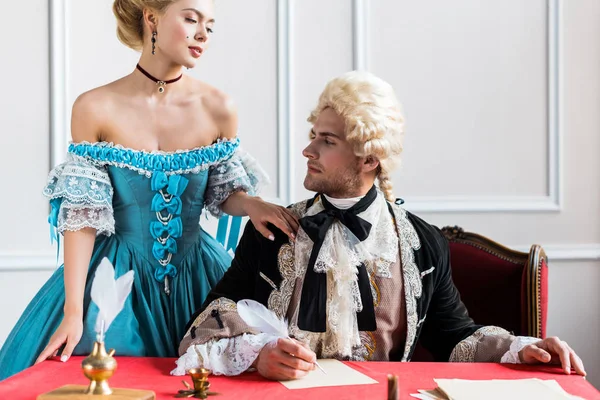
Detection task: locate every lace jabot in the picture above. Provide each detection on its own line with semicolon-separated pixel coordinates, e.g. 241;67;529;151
293;190;399;357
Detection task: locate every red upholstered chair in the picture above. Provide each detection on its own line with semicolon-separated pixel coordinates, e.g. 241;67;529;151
411;226;548;361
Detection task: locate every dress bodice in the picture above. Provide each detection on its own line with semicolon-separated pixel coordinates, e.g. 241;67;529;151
109;166;208;267
44;137;267;289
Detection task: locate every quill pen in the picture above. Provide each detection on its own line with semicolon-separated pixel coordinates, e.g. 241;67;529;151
90;258;135;342
237;299;326;374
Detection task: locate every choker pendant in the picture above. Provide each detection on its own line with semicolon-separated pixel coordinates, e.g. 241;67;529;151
136;63;183;94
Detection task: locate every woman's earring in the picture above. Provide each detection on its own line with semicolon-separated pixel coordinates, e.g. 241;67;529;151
151;31;157;55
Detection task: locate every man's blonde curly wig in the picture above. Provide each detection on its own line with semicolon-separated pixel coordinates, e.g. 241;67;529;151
307;71;405;202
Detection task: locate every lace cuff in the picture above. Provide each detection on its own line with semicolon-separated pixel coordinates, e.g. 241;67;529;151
449;326;511;362
44;154;115;236
171;333;275;376
500;336;541;364
204;149;269;217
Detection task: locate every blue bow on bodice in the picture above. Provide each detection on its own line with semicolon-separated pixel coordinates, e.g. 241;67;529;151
151;172;189;196
151;194;183;215
149;217;183;239
152;237;178;260
154;263;177;282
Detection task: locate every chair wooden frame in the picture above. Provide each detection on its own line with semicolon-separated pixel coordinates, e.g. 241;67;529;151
441;226;547;339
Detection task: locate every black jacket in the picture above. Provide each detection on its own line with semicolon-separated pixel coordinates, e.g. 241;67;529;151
186;202;480;362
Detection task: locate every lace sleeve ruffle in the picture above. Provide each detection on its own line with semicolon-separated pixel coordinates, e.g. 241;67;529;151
171;333;275;376
204;148;269;217
500;336;541;364
43;154;115;236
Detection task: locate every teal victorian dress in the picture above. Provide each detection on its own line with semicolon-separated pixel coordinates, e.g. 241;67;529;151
0;138;265;380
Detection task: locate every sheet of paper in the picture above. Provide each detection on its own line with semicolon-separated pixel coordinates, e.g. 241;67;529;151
541;380;586;400
279;359;378;390
433;378;584;400
410;388;449;400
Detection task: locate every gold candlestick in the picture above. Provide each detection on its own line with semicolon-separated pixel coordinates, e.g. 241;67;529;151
81;341;117;395
176;368;218;399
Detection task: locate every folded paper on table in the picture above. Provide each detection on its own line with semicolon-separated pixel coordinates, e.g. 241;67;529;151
408;378;585;400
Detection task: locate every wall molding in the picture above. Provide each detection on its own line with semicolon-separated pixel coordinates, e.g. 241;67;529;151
2;243;599;272
49;0;69;168
352;0;368;71
515;244;600;262
353;0;563;213
403;196;561;213
277;0;294;205
51;0;563;213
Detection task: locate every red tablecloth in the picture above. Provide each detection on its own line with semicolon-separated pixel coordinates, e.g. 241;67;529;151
0;357;597;400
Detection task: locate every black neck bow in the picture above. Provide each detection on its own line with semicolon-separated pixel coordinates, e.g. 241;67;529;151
297;185;378;332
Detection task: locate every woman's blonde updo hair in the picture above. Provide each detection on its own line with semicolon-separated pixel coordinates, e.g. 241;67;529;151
307;71;405;202
112;0;177;51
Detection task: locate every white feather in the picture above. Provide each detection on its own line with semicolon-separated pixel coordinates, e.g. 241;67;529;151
90;258;135;337
237;299;328;374
236;299;289;338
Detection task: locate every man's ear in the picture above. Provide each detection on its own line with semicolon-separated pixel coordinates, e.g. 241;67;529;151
361;156;380;173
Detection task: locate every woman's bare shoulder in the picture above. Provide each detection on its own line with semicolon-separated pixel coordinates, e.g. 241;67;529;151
71;78;127;143
188;77;238;139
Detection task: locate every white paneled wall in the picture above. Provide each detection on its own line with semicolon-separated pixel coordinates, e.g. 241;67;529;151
1;0;598;388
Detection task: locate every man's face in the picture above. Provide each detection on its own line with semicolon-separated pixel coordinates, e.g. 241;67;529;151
302;108;364;197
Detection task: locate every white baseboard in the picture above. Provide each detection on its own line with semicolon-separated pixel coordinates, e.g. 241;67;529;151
0;253;60;271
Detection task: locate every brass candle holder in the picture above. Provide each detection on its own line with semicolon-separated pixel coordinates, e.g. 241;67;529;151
175;368;218;399
81;340;117;395
39;317;154;399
